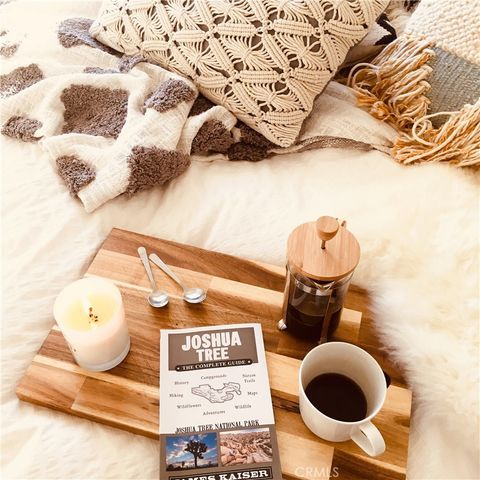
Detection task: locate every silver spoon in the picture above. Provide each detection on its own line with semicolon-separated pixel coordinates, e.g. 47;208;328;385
137;247;169;308
149;253;207;304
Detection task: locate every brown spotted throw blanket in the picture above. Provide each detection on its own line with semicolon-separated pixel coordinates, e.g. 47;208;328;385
3;14;358;212
0;17;249;211
0;10;404;211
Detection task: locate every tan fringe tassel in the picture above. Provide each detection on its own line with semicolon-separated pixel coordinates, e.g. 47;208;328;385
347;36;435;130
393;100;480;167
347;35;480;167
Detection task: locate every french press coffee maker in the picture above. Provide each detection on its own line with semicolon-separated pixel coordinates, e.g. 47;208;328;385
278;216;360;343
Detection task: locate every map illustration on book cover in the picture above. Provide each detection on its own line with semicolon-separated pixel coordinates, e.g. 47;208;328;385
159;324;282;480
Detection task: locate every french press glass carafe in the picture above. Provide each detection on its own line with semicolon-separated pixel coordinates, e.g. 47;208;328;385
278;216;360;343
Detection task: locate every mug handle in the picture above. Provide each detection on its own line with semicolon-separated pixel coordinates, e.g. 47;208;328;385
351;422;386;457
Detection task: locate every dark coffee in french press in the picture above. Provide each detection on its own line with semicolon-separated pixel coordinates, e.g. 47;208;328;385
278;216;360;343
283;270;352;340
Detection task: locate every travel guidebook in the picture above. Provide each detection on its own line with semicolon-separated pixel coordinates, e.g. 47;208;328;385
159;324;282;480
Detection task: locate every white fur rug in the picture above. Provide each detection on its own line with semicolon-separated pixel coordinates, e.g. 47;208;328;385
1;2;479;480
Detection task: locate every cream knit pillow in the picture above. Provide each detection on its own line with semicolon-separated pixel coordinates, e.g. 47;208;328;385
90;0;388;147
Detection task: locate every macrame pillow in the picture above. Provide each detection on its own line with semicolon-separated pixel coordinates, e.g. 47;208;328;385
90;0;389;147
348;0;480;167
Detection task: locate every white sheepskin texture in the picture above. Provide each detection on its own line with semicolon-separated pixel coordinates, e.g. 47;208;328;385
1;2;479;480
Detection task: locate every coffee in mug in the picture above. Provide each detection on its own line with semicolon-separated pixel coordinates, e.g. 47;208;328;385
305;373;367;422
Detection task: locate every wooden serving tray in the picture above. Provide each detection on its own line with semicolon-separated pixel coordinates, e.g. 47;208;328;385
16;228;411;480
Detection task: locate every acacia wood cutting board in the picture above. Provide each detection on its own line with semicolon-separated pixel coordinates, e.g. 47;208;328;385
16;228;411;480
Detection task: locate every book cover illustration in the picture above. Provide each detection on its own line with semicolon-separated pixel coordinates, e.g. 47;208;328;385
159;324;282;480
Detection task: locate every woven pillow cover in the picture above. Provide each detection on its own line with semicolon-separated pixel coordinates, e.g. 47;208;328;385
91;0;388;147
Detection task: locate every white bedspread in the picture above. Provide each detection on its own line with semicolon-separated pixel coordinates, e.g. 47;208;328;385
2;2;479;480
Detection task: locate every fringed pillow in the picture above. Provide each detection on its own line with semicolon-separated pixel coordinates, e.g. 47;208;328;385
90;0;389;148
348;0;480;167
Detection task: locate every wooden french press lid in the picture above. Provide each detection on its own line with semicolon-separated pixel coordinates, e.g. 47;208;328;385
287;216;360;281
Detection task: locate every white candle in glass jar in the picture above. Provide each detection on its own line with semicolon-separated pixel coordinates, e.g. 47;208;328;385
53;277;130;371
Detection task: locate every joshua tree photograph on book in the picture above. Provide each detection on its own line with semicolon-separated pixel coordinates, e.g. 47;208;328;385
185;439;208;468
165;433;218;471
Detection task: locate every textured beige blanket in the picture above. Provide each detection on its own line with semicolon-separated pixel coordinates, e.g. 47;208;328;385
0;17;244;211
0;14;396;212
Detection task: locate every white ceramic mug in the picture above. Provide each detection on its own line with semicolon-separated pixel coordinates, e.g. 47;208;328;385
298;342;387;457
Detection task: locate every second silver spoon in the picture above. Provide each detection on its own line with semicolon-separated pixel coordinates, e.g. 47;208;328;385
149;253;206;304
